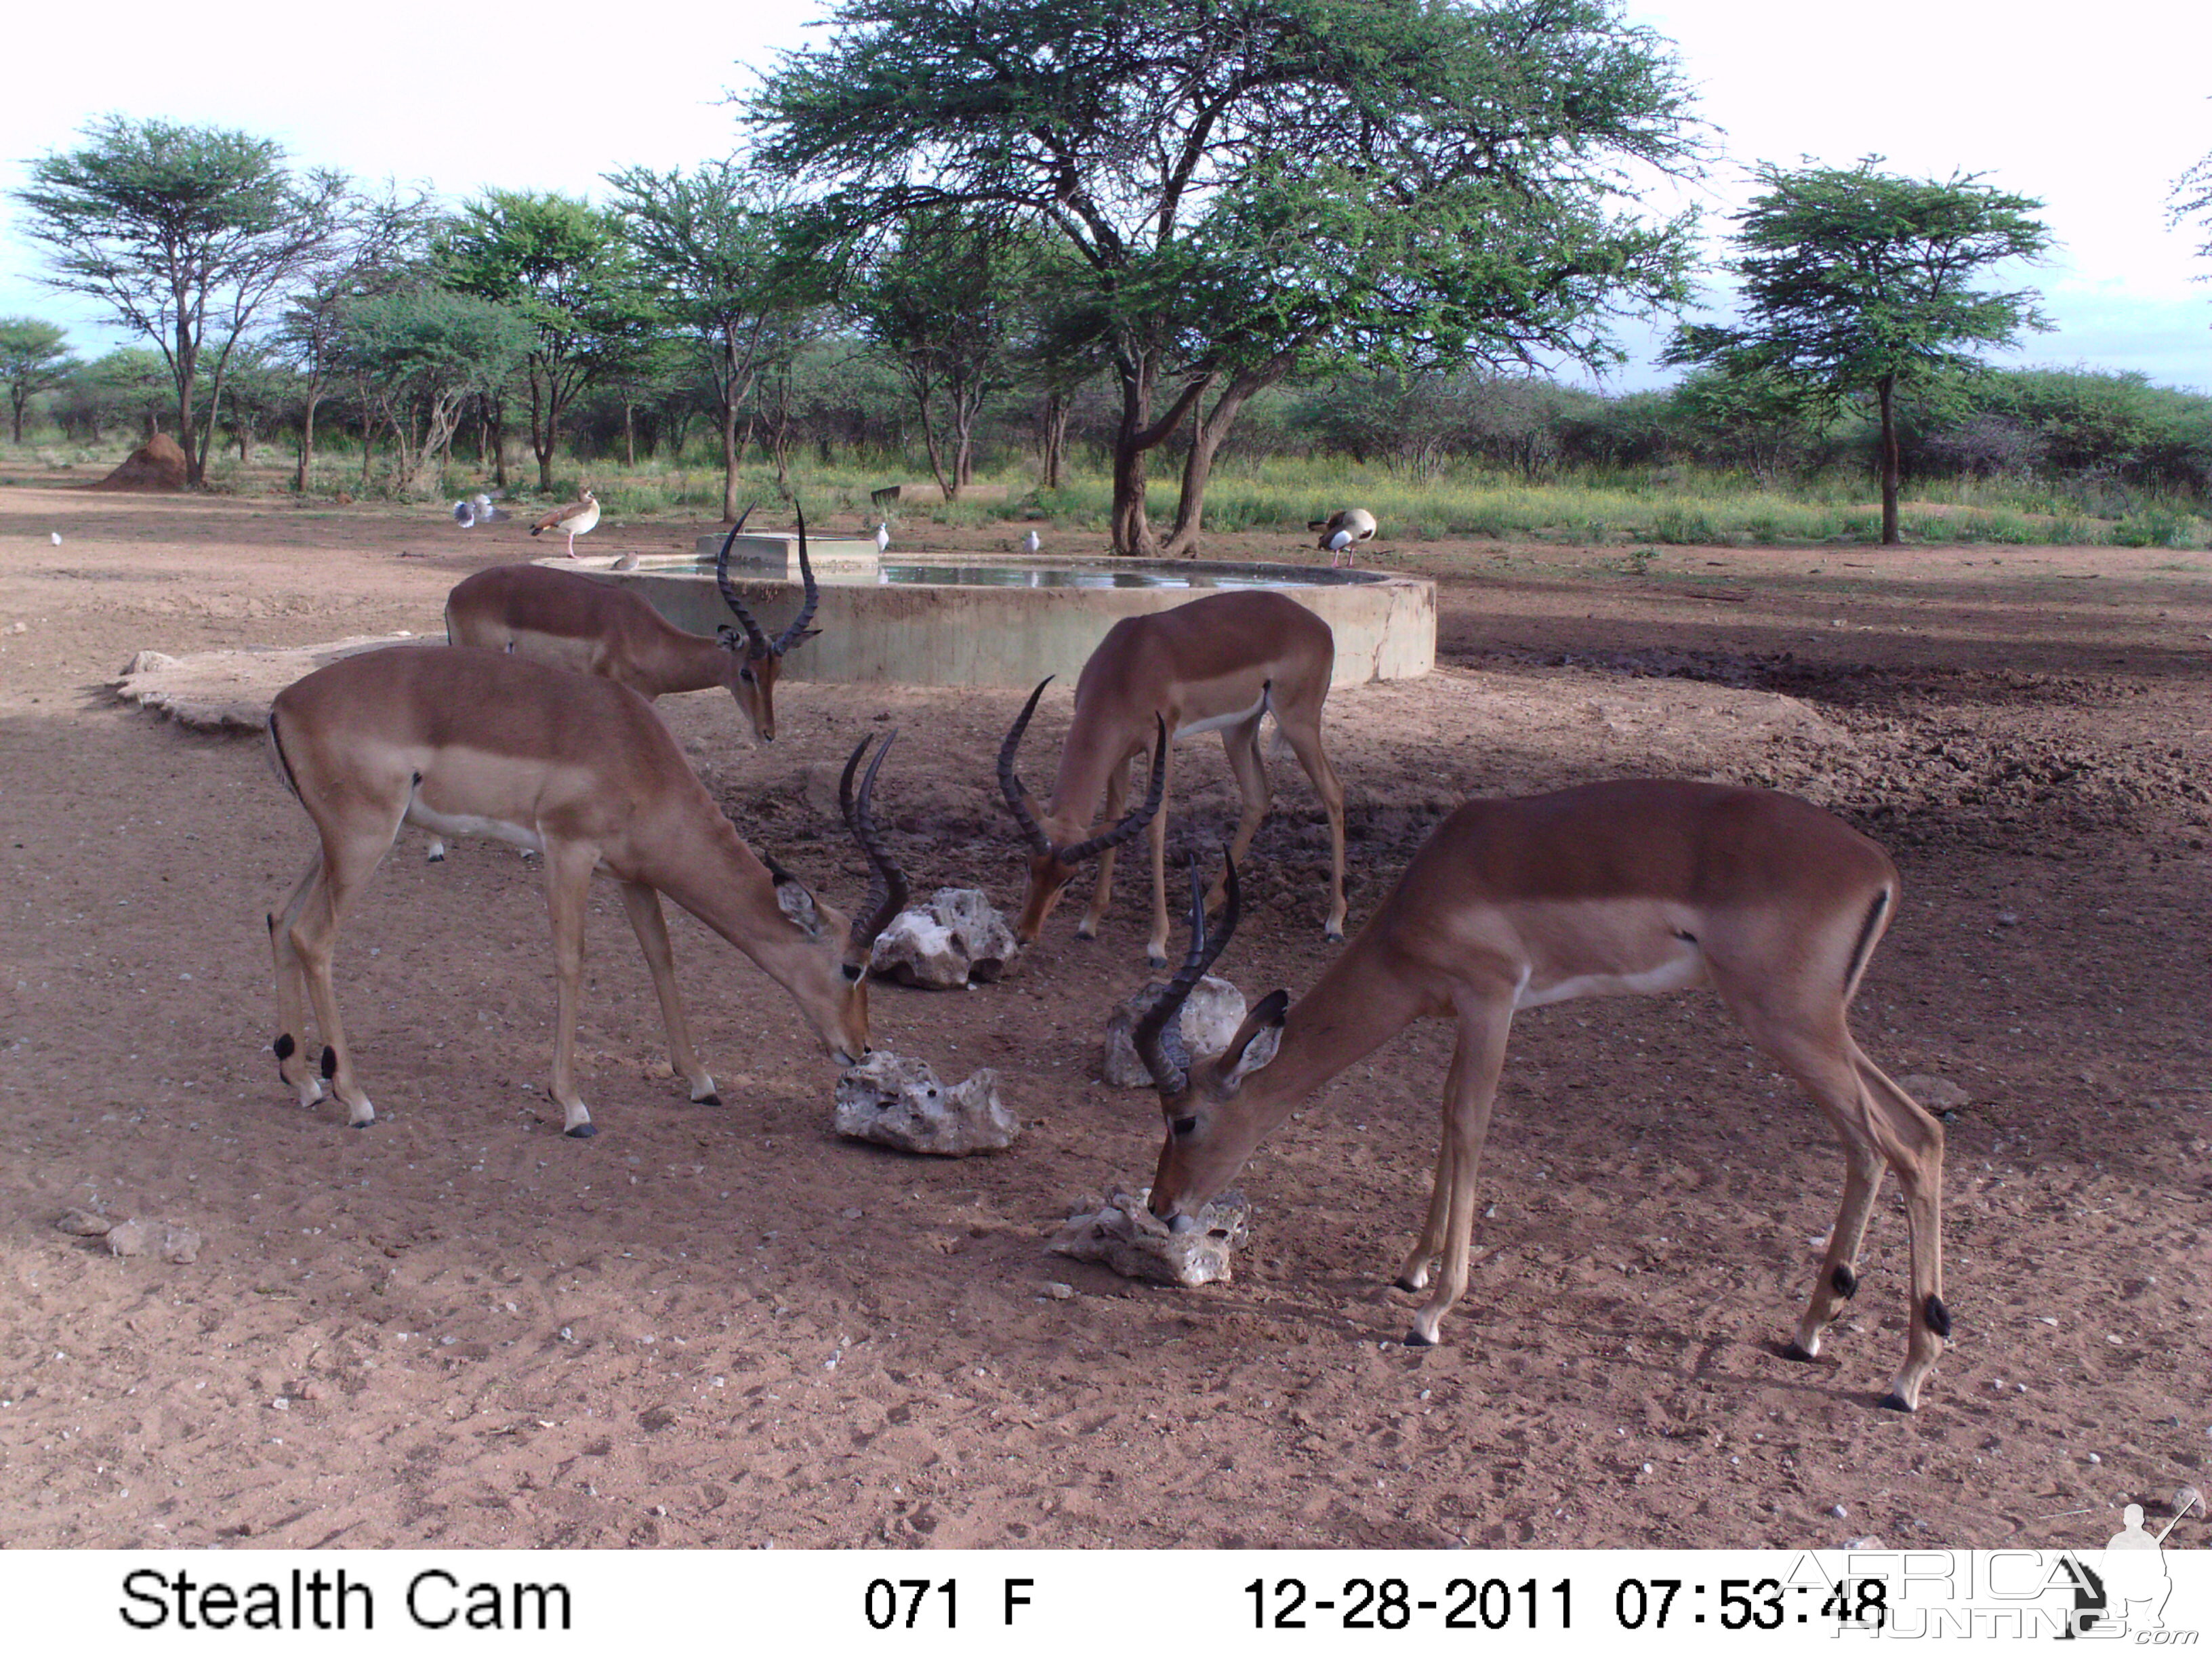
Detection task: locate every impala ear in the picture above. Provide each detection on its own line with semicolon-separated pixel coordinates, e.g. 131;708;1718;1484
1217;989;1289;1090
765;855;823;937
716;625;741;651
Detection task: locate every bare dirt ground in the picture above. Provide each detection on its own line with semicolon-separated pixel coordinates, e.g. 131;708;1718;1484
1;478;2207;1553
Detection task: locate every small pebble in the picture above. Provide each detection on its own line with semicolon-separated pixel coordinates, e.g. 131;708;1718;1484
1996;910;2020;927
1040;1282;1074;1300
1830;1504;1848;1519
2086;1453;2102;1465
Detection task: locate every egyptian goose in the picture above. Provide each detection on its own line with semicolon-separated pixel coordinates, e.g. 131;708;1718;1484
531;489;601;556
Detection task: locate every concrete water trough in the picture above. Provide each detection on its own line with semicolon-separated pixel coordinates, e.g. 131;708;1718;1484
554;534;1434;689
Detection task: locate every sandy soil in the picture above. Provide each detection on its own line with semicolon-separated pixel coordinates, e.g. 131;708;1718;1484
1;479;2207;1552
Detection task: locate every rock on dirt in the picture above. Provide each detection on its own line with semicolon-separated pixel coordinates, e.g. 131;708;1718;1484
1048;1186;1250;1287
833;1052;1018;1155
1101;975;1246;1088
869;888;1020;989
1900;1075;1972;1109
55;1208;114;1237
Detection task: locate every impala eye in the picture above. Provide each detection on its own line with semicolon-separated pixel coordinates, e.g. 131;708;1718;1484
1171;1115;1197;1136
841;963;864;982
739;665;756;683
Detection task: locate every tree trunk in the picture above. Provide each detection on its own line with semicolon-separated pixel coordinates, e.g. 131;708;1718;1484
295;376;324;493
1160;357;1292;557
1878;375;1902;546
1108;348;1214;556
1040;391;1068;491
623;401;636;468
9;392;24;445
720;396;741;523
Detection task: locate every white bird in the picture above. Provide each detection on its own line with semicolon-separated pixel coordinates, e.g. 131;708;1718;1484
1021;529;1042;555
530;488;600;556
874;522;890;555
472;493;502;523
49;531;61;546
452;500;476;528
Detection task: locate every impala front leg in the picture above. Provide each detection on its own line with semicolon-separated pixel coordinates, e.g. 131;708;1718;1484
1077;758;1132;943
1406;994;1513;1347
1143;743;1175;968
1395;1046;1467;1292
619;880;718;1105
543;843;600;1137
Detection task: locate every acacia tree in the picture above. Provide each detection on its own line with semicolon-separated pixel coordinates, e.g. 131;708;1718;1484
441;191;655;493
755;0;1702;554
276;184;437;491
335;289;534;495
848;209;1039;499
0;319;80;443
13;117;348;486
2173;143;2212;303
1666;158;2053;544
605;163;815;520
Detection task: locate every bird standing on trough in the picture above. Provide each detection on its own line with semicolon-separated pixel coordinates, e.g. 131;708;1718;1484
1309;508;1376;568
874;522;891;555
1021;529;1042;555
531;488;601;556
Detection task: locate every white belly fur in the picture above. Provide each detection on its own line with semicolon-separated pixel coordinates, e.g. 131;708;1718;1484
1176;686;1270;739
406;802;546;855
1513;943;1708;1010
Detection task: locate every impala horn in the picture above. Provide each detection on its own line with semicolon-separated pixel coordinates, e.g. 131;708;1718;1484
996;677;1170;863
712;502;771;659
840;731;909;967
1133;852;1241;1097
772;501;821;656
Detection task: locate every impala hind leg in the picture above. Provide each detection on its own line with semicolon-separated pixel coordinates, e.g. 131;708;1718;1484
619;880;718;1105
1142;743;1176;967
1405;995;1513;1346
1852;1042;1948;1410
268;853;327;1108
542;842;601;1137
1212;715;1272;909
1275;703;1347;942
1077;757;1132;942
1727;990;1948;1408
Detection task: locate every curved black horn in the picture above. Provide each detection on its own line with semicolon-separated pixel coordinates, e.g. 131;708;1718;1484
1058;713;1168;865
840;731;909;963
713;506;771;659
996;677;1056;857
1134;852;1242;1096
773;499;820;656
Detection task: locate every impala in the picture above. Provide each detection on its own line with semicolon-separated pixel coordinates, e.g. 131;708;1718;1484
1134;780;1949;1410
998;589;1347;966
443;504;821;745
264;643;905;1137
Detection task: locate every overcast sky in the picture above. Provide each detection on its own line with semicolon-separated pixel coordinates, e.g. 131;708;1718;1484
2;0;2206;392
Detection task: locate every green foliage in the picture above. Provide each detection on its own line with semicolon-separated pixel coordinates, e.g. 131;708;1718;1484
0;317;81;442
1666;157;2053;542
11;115;350;483
755;0;1708;549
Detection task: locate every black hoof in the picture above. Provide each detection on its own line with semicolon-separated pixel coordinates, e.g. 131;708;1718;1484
696;1092;722;1107
349;1118;373;1130
1392;1275;1423;1294
1146;953;1168;969
1403;1328;1437;1348
565;1122;598;1139
1877;1391;1914;1413
1324;928;1345;944
1782;1340;1818;1363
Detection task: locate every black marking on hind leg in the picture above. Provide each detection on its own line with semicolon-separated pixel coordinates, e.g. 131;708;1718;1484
1831;1263;1858;1298
1923;1294;1952;1338
321;1045;338;1080
274;1033;295;1062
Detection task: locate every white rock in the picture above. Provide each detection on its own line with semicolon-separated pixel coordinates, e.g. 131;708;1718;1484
119;649;177;675
1048;1186;1250;1287
870;888;1019;989
105;1220;149;1258
161;1225;202;1265
56;1208;114;1237
833;1052;1018;1155
1102;975;1247;1088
